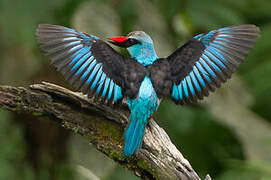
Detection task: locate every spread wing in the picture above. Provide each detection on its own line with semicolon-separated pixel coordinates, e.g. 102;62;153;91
36;24;146;103
150;25;260;104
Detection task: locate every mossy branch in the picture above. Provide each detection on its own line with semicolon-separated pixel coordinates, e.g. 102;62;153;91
0;82;210;180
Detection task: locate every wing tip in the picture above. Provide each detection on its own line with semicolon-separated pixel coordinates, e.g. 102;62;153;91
227;24;261;38
37;24;66;29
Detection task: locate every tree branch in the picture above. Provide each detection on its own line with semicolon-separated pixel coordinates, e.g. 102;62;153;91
0;82;210;180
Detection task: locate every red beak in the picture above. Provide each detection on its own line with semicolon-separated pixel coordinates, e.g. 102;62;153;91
108;36;129;47
108;36;127;43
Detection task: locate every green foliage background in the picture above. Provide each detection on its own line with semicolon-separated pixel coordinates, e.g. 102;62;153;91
0;0;270;179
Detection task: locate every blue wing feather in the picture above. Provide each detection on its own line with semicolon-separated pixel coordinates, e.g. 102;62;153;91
190;71;201;92
186;76;195;96
172;83;179;101
85;61;98;84
107;80;114;99
202;54;222;72
37;24;123;103
73;54;92;73
69;48;91;66
91;66;103;88
102;78;110;97
96;73;106;94
182;79;189;98
193;66;206;87
81;58;95;80
114;84;123;102
204;49;226;69
177;84;183;101
172;25;260;104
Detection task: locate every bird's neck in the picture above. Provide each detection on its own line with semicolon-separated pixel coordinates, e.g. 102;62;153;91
127;43;158;66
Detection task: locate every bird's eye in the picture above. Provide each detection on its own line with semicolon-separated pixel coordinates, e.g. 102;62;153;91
127;38;141;46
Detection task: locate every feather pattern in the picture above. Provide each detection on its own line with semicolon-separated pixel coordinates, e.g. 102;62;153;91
169;25;260;104
36;24;124;103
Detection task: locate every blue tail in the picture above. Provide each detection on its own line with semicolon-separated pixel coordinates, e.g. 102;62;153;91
124;77;159;156
124;108;149;156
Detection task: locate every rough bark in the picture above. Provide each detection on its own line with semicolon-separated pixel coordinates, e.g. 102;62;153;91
0;82;211;180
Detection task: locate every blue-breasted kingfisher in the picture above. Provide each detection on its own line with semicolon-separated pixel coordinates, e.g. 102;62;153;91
36;24;260;156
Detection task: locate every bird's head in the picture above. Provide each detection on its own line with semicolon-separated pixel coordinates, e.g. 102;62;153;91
108;31;158;66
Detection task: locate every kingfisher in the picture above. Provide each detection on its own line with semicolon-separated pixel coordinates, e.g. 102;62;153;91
36;24;260;156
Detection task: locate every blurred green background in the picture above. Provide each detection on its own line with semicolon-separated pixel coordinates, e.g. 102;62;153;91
0;0;271;179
